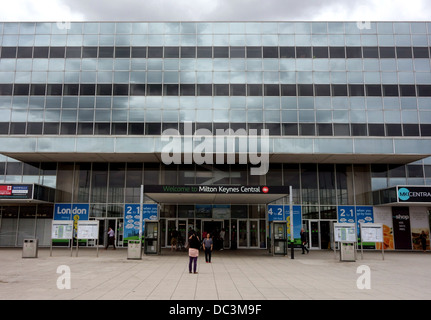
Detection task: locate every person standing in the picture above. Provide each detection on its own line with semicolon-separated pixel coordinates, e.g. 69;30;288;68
219;228;225;250
300;228;309;254
106;227;116;250
203;233;213;263
419;230;428;252
188;232;200;274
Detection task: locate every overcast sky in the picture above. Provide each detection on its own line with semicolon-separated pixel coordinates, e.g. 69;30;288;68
0;0;430;22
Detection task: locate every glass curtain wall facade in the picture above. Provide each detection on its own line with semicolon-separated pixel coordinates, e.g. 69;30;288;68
0;21;430;249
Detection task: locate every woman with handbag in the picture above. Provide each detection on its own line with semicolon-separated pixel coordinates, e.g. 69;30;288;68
188;232;201;274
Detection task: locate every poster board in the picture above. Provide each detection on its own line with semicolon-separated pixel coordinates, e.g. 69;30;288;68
360;223;383;243
51;220;74;240
360;223;384;260
334;223;357;243
76;220;100;257
50;220;74;257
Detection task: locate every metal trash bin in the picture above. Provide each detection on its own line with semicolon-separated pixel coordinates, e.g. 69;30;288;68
127;240;142;260
340;242;356;262
23;239;38;258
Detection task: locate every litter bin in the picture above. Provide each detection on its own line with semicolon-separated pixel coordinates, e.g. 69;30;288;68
23;239;38;258
127;240;142;260
340;242;356;262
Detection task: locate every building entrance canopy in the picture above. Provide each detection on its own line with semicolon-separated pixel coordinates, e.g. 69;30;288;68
144;185;289;204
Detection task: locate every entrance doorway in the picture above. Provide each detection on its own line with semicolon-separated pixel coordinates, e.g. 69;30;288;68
98;219;122;248
202;220;223;250
307;220;336;250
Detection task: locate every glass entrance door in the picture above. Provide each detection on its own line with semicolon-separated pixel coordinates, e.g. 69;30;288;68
309;220;320;249
238;220;248;248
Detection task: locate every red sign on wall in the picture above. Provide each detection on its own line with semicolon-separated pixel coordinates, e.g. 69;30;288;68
0;185;12;196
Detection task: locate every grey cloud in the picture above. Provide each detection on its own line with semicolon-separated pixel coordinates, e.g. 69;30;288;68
58;0;405;21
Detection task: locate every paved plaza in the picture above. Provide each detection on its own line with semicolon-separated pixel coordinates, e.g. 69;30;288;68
0;247;429;300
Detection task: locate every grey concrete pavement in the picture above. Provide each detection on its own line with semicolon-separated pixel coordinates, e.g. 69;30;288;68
0;247;430;300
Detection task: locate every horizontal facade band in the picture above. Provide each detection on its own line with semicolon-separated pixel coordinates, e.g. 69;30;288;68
1;83;431;97
1;122;431;138
0;45;430;59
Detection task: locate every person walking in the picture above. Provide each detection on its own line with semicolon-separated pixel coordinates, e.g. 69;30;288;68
188;232;200;274
419;230;428;252
106;227;116;250
203;233;213;263
300;228;309;254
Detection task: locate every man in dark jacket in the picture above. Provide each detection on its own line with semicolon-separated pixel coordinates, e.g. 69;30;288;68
300;229;309;254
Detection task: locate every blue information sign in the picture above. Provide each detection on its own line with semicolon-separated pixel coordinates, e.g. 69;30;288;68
337;206;355;223
124;204;158;241
268;205;302;244
54;203;89;221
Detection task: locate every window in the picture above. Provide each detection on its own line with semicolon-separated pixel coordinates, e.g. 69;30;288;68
180;84;195;96
43;123;59;135
413;47;429;58
197;84;212;96
113;84;129;96
61;123;77;135
97;84;112;96
165;84;179;96
1;47;17;58
317;124;333;136
312;47;329;58
47;84;63;96
80;84;95;95
264;84;279;96
332;85;348;96
231;84;246;96
181;47;196;58
147;47;163;58
263;47;278;58
147;84;162;96
385;124;402;136
351;124;367;136
421;124;431;136
128;123;144;135
0;84;13;95
27;122;43;135
379;47;396;58
349;84;365;96
333;123;350;136
296;47;311;58
213;47;229;58
403;124;420;136
399;85;416;97
10;123;26;135
115;47;130;58
146;123;161;135
298;84;313;96
247;47;262;58
366;85;382;96
230;47;245;58
30;84;46;96
50;47;66;58
82;47;98;58
131;47;147;58
363;47;379;58
368;124;385;136
66;47;81;58
417;85;431;97
247;84;262;96
346;47;362;58
99;47;114;58
315;84;330;96
383;85;399;96
33;47;49;58
197;47;212;58
78;123;93;135
17;47;33;58
214;84;229;96
14;84;30;95
330;47;345;58
130;84;145;96
282;123;298;135
279;47;295;58
281;84;296;96
396;47;412;58
299;123;315;136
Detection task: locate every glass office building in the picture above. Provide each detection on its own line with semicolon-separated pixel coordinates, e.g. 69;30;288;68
0;21;430;250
